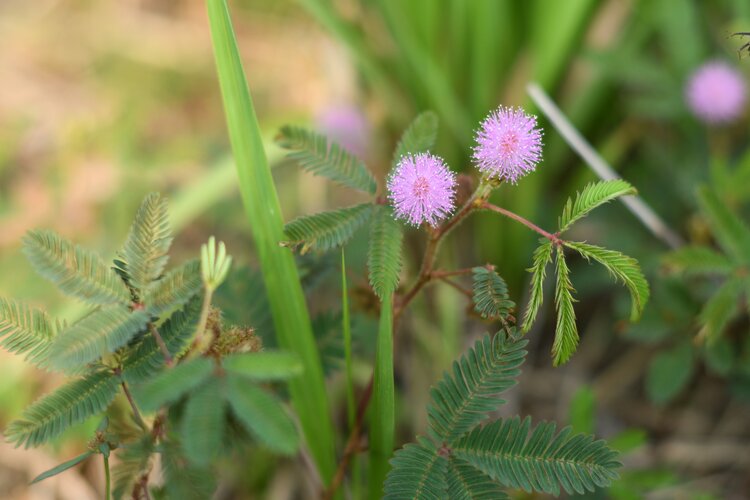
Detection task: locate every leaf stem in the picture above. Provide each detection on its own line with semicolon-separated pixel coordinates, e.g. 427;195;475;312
148;323;173;367
103;454;110;500
120;380;148;432
481;201;562;244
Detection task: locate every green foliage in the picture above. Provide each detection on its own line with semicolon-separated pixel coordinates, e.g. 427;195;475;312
521;240;553;332
143;259;203;316
160;441;216;500
22;230;131;306
47;307;149;371
392;111;439;166
31;451;93;484
552;247;578;366
385;332;620;498
471;267;515;320
663;246;734;276
368;205;403;299
0;297;57;366
226;373;299;455
119;193;172;297
283;203;373;253
222;351;303;380
427;333;527;442
6;370;119;448
698;186;750;263
646;341;695;405
201;236;233;292
112;437;154;500
453;417;620;496
698;277;742;341
180;378;226;466
558;180;636;233
564;241;649;321
276;125;377;194
133;357;214;413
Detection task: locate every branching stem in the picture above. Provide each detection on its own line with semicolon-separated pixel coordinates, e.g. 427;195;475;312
481;201;562;245
148;323;173;367
120;380;148;432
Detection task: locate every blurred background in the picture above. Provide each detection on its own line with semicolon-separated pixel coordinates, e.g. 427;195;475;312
1;0;749;498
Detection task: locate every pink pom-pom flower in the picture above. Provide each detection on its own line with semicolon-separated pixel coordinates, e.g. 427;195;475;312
473;106;543;184
685;61;747;124
387;153;457;227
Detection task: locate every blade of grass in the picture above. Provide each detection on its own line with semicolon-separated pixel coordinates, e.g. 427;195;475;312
341;249;355;429
368;292;394;500
206;0;335;483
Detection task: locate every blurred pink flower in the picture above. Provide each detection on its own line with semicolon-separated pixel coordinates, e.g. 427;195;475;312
472;106;543;184
685;61;747;124
387;153;457;227
316;105;370;157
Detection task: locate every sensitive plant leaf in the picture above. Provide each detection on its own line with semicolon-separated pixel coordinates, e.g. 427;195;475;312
427;332;527;443
120;193;172;297
207;0;335;479
558;180;636;233
47;307;149;371
144;259;202;316
30;451;94;484
698;186;750;263
161;441;216;500
698;277;743;342
446;458;510;500
453;416;620;496
180;378;226;466
226;373;299;455
392;111;439;166
133;357;213;413
6;370;119;448
283;203;373;253
471;267;514;320
0;297;57;366
564;241;650;321
121;295;203;385
383;437;448;499
276;125;377;194
552;248;578;366
663;246;734;276
521;240;553;332
222;351;303;380
112;437;154;500
646;341;695;405
22;230;130;306
368;205;403;299
201;236;232;291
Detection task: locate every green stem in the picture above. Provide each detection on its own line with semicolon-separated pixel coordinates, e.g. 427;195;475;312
103;455;110;500
341;250;355;430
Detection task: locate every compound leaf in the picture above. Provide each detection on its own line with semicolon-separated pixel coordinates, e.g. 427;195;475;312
368;205;403;299
180;377;225;466
283;203;373;254
144;259;202;316
698;186;750;263
446;457;509;500
384;437;448;500
521;240;553;332
0;297;58;367
552;248;578;366
663;245;734;276
30;451;94;484
471;267;514;320
558;180;635;233
392;111;439;166
133;357;213;413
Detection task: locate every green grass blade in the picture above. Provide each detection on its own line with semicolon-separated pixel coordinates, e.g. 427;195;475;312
369;292;395;499
342;249;355;429
206;0;335;482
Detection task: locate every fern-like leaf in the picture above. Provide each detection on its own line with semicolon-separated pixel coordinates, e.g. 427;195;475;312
133;357;213;413
112;437;154;500
368;205;403;299
22;230;130;305
427;333;528;443
120;193;173;296
471;267;515;320
144;259;202;316
453;416;620;496
698;186;750;263
558;180;636;233
283;203;373;253
663;245;734;276
521;240;553;332
47;307;148;371
226;373;299;455
384;437;448;500
0;297;57;366
121;294;202;385
160;441;216;500
446;458;510;500
565;241;650;321
180;377;225;466
6;369;119;448
552;248;578;366
392;111;439;166
698;277;742;341
276;125;377;194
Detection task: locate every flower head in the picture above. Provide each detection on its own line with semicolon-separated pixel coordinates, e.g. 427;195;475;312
685;60;747;124
472;106;543;184
316;105;370;157
387;153;457;227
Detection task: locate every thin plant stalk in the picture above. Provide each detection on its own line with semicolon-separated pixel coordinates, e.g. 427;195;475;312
341;249;355;429
206;0;336;483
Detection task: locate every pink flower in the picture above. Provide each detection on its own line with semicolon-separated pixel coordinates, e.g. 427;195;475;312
473;106;543;184
685;61;747;124
387;153;457;227
316;105;370;157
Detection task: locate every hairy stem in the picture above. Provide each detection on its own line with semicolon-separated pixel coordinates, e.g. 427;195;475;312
120;380;148;432
481;201;561;244
148;323;173;367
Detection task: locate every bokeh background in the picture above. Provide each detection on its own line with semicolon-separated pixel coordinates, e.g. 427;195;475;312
1;0;749;498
